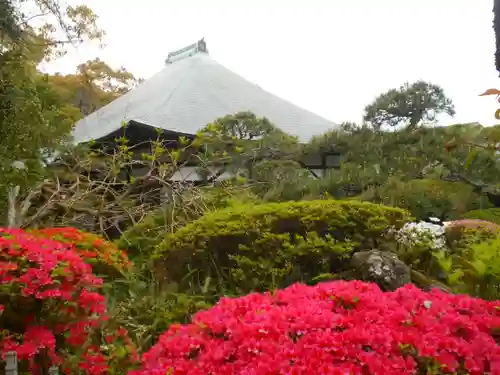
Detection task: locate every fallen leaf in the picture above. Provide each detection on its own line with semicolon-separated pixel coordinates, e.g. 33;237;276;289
479;88;500;96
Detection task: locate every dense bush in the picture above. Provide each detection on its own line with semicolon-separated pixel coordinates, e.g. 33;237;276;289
117;186;259;258
104;270;215;353
387;219;500;297
445;220;500;244
0;228;138;374
154;200;409;294
30;227;131;278
132;280;500;375
361;179;491;220
432;222;500;300
463;208;500;225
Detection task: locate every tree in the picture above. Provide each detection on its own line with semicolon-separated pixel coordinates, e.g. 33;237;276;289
6;130;200;236
363;81;455;130
48;58;143;116
0;46;79;217
0;0;106;219
0;0;22;43
198;111;301;179
1;0;104;61
194;112;311;200
305;121;499;201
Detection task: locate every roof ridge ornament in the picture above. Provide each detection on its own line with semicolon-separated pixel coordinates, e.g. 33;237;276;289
165;38;208;64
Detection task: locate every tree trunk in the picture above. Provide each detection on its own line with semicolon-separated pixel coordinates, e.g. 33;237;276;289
494;0;500;76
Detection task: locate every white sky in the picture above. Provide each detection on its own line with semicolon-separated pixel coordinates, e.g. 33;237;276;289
44;0;500;127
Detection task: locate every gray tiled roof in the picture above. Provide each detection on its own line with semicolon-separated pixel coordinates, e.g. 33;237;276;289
71;51;336;143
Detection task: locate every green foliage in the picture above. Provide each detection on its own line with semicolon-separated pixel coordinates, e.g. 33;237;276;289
0;0;22;43
197;111;301;179
3;0;104;61
251;159;313;201
363;80;455;129
360;179;491;221
0;47;74;220
463;208;500;224
117;186;260;258
104;270;214;353
154;200;410;294
306;123;499;201
434;230;500;300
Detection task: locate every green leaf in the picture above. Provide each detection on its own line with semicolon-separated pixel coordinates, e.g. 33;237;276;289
464;149;479;170
469;259;487;276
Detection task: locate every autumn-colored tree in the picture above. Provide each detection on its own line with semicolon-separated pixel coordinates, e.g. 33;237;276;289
363;81;455;130
48;58;143;116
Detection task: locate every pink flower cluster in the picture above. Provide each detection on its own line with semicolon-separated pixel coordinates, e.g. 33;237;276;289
0;228;137;374
134;281;500;375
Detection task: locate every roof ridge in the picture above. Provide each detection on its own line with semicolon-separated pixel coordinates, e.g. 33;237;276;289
165;38;208;65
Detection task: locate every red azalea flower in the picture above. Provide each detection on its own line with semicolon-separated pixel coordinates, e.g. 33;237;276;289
133;281;500;375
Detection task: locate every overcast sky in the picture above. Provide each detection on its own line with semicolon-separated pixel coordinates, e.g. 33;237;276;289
44;0;499;127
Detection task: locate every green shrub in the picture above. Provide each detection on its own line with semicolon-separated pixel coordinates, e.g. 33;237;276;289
433;230;500;300
105;272;215;352
153;200;410;294
117;186;259;258
462;208;500;225
360;179;491;220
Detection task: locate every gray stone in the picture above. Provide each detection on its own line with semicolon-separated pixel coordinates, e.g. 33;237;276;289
351;250;411;291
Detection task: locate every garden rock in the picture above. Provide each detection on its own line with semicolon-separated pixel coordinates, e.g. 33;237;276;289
351;250;411;291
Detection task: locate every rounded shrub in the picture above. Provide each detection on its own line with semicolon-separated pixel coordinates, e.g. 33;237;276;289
0;228;138;373
132;280;500;375
362;179;492;220
463;208;500;225
154;200;409;293
30;227;131;278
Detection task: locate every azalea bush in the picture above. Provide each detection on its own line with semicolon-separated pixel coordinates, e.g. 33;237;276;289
133;280;500;375
0;228;138;374
30;227;132;278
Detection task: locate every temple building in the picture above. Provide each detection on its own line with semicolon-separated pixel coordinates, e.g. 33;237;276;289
71;39;339;181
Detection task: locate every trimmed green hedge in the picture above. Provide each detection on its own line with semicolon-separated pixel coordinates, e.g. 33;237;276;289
462;208;500;225
153;199;410;294
361;179;492;220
